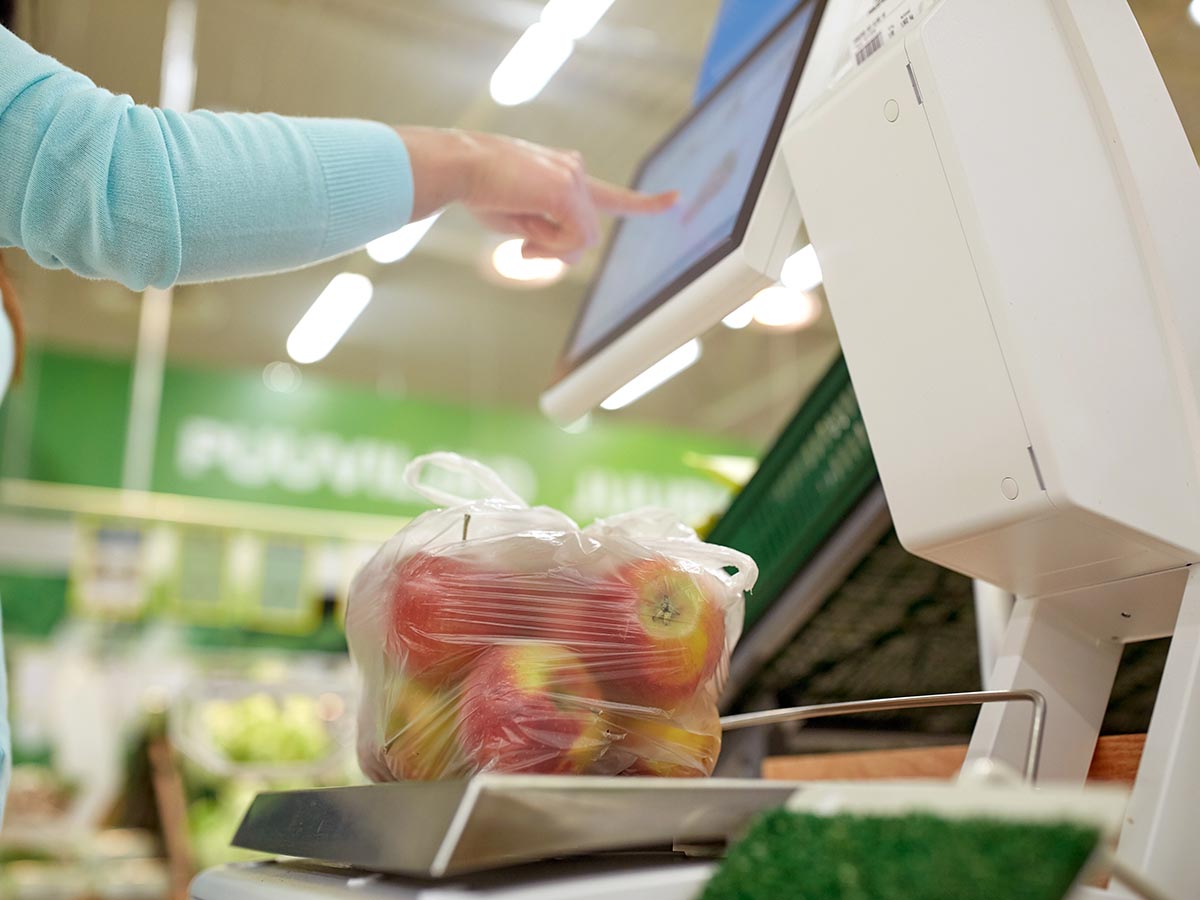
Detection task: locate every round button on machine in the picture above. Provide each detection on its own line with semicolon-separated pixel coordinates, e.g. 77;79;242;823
1001;477;1020;500
884;98;900;122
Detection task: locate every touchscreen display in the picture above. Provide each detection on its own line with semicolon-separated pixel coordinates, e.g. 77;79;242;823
562;2;818;367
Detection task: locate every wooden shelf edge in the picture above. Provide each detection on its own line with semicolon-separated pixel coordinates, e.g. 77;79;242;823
762;733;1146;784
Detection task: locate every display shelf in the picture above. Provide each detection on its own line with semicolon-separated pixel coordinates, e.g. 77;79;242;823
0;478;408;543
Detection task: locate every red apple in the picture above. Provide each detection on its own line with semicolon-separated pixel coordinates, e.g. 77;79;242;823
386;548;607;681
452;533;620;645
543;570;638;647
381;675;467;781
457;643;613;774
559;558;727;708
385;552;502;682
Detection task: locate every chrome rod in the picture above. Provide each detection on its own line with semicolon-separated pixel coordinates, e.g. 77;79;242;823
719;689;1047;783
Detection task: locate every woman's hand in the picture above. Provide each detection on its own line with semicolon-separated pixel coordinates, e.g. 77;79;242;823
396;127;676;264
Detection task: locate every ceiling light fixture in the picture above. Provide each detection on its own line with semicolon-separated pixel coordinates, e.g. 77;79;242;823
491;238;566;284
489;22;575;106
489;0;615;106
748;284;822;331
601;339;701;410
286;273;373;365
1190;0;1200;27
780;243;823;292
366;211;441;264
722;302;755;329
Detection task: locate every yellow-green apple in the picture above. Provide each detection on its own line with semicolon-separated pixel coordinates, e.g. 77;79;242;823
457;643;612;774
381;675;467;781
616;705;722;778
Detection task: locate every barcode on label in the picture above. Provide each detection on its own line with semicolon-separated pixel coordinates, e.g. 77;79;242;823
855;33;884;65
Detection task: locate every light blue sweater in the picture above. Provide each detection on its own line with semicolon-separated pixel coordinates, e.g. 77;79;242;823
0;24;417;823
0;25;415;290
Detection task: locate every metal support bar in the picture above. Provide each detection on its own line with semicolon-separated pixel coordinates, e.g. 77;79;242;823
720;689;1046;783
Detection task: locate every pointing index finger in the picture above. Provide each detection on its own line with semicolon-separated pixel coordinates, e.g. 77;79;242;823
587;176;678;215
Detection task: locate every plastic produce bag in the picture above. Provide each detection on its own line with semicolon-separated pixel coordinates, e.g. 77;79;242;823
347;452;758;781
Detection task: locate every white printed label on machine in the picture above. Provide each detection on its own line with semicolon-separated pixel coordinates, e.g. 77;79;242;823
849;0;929;66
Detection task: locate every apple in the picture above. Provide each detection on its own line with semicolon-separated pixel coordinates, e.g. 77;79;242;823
561;558;726;708
381;675;467;781
615;706;722;778
385;552;500;682
386;547;605;681
451;532;621;645
457;643;613;774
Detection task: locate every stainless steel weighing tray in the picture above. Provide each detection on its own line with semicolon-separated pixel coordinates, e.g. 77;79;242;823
231;690;1046;880
232;776;801;878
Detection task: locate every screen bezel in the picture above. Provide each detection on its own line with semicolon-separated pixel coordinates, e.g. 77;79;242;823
550;0;826;385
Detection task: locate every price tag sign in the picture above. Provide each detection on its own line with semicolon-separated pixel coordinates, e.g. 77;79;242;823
169;527;236;624
241;535;322;634
70;520;149;619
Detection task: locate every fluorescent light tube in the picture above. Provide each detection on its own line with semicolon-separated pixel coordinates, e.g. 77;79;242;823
366;211;441;264
286;273;374;365
490;22;574;106
780;244;823;292
601;339;702;410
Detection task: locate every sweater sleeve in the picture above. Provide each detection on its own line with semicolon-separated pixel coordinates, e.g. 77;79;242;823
0;26;413;291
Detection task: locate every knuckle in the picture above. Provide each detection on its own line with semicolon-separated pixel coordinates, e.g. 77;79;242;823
554;166;575;190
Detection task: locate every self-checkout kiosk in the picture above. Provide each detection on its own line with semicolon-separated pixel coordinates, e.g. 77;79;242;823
194;1;1200;896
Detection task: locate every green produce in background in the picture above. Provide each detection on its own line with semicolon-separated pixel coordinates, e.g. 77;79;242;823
201;694;330;765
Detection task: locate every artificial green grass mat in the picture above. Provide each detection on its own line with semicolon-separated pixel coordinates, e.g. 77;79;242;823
702;809;1100;900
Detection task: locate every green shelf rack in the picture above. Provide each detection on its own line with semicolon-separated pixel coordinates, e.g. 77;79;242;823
707;355;880;631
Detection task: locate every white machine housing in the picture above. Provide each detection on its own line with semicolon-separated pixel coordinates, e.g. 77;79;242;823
785;0;1200;600
539;0;863;425
786;0;1200;895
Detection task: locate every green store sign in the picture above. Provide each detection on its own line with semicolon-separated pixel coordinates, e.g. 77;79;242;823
1;348;754;525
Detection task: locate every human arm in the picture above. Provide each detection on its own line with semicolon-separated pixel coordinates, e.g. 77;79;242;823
0;27;673;291
398;127;675;264
0;25;412;290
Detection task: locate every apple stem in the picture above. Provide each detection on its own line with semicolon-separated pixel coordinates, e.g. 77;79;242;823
652;596;679;626
462;514;471;541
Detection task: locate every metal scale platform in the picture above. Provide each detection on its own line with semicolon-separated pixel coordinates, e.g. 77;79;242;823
225;776;800;878
189;691;1044;899
189;778;788;900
